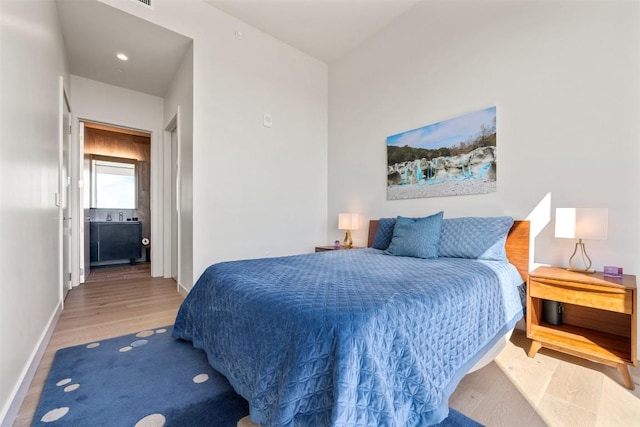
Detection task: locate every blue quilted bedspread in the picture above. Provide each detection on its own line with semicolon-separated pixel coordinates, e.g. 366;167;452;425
173;249;524;426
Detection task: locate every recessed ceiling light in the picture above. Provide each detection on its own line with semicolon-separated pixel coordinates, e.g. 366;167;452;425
117;53;128;61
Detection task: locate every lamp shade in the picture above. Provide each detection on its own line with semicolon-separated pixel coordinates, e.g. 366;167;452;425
555;208;608;240
338;213;359;231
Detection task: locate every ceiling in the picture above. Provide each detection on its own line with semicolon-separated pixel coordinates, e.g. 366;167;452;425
203;0;421;63
55;0;421;97
56;0;192;98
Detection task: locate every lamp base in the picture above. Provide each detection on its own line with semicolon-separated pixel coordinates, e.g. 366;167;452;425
567;240;595;274
343;230;353;249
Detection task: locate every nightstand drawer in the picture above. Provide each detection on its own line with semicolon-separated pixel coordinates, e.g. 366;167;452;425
529;279;633;314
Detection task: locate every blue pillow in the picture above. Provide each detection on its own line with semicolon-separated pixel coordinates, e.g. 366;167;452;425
384;212;444;259
438;216;514;261
372;218;396;250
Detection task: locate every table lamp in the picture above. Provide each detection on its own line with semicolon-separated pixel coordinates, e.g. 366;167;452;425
554;208;608;273
338;213;359;249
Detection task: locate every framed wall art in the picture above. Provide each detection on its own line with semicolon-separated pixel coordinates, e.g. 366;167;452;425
387;106;497;200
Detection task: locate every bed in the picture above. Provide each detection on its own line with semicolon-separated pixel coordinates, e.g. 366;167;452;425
173;216;530;426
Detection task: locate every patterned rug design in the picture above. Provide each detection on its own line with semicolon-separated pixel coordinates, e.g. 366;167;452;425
33;326;249;426
34;326;482;426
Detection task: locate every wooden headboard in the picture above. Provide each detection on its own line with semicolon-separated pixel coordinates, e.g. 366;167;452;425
367;219;531;280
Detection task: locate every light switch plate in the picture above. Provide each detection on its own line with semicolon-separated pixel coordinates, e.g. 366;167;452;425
263;114;272;128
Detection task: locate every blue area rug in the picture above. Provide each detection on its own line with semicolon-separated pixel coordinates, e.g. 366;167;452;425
33;326;248;426
34;326;482;426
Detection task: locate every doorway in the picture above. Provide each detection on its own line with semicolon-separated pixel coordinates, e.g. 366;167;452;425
81;121;152;280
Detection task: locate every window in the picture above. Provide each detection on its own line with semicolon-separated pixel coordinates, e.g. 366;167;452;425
91;158;136;209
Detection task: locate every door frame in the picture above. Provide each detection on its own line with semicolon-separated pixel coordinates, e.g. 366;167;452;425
73;117;163;280
164;108;181;289
58;77;72;303
78;121;88;284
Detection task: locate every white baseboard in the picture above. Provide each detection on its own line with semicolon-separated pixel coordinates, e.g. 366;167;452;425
0;302;62;427
177;281;189;298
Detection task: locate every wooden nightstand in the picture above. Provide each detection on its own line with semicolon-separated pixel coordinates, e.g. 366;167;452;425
315;246;364;252
527;266;637;389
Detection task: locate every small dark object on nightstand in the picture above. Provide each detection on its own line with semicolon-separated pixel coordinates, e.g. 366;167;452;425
542;300;563;325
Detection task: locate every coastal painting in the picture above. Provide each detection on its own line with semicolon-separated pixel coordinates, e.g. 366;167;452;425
386;106;497;200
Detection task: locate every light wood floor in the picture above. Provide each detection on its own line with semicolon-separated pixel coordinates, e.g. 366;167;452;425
450;332;639;427
85;262;153;282
13;270;640;426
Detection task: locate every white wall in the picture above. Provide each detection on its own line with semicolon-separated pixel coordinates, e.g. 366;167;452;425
329;1;640;348
0;0;69;423
69;75;165;277
100;0;329;285
164;44;194;290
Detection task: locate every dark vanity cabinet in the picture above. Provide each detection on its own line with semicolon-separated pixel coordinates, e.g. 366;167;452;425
90;222;141;264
